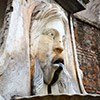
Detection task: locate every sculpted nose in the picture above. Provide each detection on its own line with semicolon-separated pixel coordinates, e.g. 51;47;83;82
53;47;63;54
53;41;64;54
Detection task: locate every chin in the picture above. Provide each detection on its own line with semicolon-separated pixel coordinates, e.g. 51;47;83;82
40;55;65;85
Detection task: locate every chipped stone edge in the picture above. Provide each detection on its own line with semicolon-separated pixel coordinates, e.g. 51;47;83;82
74;14;100;30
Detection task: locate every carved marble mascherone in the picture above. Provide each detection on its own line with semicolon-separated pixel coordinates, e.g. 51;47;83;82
30;1;86;95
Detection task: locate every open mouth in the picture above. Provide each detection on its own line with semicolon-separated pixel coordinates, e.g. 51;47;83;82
52;58;64;65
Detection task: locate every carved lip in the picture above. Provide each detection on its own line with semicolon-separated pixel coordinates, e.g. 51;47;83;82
52;57;64;64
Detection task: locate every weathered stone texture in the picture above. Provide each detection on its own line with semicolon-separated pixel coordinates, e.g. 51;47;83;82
0;0;12;48
0;0;8;28
75;0;100;29
74;18;100;94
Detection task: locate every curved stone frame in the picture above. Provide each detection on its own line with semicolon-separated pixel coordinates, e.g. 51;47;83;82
0;0;86;100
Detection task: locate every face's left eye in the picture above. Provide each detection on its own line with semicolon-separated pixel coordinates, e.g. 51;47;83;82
62;35;66;41
62;35;66;45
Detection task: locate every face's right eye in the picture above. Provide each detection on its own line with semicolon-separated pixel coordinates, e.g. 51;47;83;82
42;29;56;39
48;32;55;39
62;35;66;45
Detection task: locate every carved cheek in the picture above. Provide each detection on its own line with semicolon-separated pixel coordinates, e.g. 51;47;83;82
37;35;54;61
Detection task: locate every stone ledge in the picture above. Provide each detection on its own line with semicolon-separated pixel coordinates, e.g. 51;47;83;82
15;94;100;100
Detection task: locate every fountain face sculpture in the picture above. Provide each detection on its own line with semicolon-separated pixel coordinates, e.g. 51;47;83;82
30;2;85;95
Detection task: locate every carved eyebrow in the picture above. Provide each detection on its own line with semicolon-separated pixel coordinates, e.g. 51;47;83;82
42;28;59;35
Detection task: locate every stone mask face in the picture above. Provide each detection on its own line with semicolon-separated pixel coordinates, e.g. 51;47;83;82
37;20;65;67
33;20;66;84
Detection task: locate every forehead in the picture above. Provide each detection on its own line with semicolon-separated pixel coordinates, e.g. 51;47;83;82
45;20;65;36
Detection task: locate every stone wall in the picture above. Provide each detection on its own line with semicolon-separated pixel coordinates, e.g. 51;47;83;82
74;18;100;94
